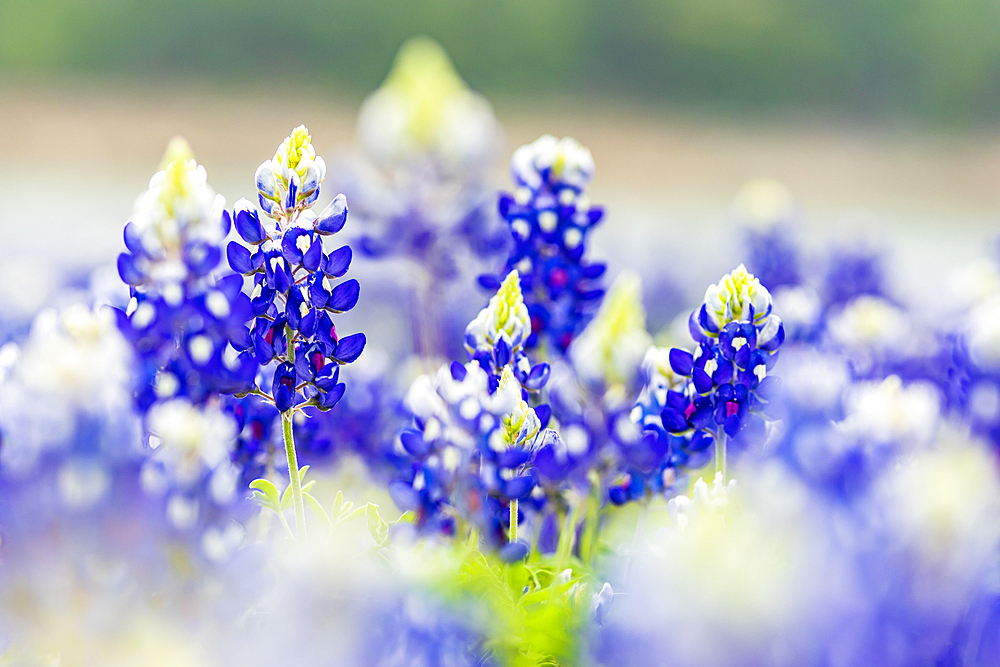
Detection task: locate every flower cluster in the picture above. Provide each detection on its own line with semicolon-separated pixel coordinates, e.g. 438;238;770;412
391;362;551;541
227;125;366;414
116;141;256;409
659;265;784;461
484;135;607;354
290;348;405;475
388;274;559;549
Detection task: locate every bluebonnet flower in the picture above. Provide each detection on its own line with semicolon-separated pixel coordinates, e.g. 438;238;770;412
224;393;279;488
934;294;1000;448
139;396;253;557
115;140;256;410
518;274;670;515
605;347;689;505
598;413;1000;667
533;271;671;507
823;241;887;309
569;271;653;396
660;265;784;469
389;275;556;546
392;361;551;544
227;125;366;414
732;178;803;290
464;269;552;392
483;135;606;354
338;37;508;359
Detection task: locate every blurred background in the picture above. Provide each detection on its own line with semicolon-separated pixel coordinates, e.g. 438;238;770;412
1;0;999;329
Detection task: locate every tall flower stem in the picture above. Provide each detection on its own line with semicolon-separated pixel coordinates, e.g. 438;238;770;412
509;499;518;543
716;429;727;481
283;410;306;541
283;324;306;541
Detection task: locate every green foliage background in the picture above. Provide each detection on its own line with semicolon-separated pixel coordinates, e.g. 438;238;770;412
2;0;998;122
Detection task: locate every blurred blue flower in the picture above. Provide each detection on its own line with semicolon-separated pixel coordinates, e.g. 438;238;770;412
115;142;257;410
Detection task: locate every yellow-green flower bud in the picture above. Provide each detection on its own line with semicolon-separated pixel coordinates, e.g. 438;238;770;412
465;270;532;356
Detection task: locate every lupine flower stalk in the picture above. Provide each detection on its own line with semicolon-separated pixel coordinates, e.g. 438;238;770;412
483;135;607;355
227;126;366;539
661;264;784;478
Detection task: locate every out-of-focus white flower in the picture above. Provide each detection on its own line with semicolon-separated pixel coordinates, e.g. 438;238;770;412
510;134;595;192
15;304;132;409
947;258;1000;310
224;534;491;666
837;375;940;449
966;294;1000;370
771;285;821;337
731;178;796;232
357;37;499;174
666;471;738;534
464;269;531;355
876;436;1000;606
0;304;136;473
702;264;774;333
570;271;653;390
147;399;236;485
827;295;910;353
610;466;836;667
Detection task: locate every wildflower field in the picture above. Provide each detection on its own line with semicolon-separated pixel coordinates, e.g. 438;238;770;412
2;37;1000;667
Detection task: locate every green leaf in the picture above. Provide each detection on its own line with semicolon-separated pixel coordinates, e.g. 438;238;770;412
300;480;316;494
249;479;280;511
394;511;416;525
250;490;270;509
298;465;310;482
331;490;344;517
365;503;389;545
303;492;331;527
340;505;365;524
279;485;293;512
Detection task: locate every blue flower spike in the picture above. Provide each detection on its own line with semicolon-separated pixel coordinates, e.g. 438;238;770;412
115;138;257;410
484;135;607;353
659;264;783;478
226;126;366;540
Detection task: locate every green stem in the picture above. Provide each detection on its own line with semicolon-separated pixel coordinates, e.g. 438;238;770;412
716;429;727;481
282;410;306;541
556;502;581;569
509;498;518;543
